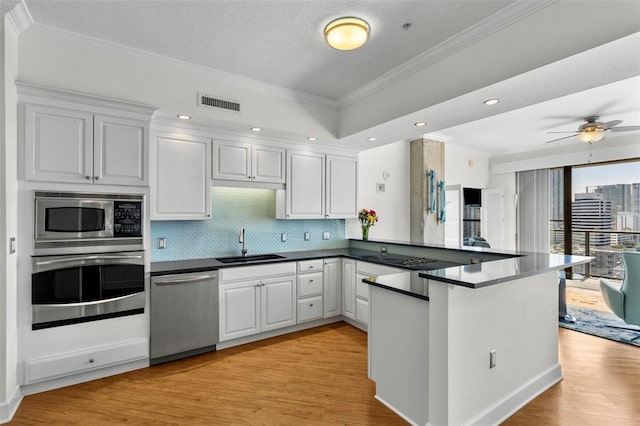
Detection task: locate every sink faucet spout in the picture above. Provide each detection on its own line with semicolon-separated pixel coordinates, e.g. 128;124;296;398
239;228;248;256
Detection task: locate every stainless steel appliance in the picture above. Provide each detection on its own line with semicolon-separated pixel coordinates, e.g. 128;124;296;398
150;271;219;365
34;191;143;255
31;251;145;330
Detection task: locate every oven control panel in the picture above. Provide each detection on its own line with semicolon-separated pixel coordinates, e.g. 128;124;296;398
113;201;142;237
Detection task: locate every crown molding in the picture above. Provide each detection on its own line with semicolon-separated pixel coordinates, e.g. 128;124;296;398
2;0;32;34
20;23;338;110
337;0;557;109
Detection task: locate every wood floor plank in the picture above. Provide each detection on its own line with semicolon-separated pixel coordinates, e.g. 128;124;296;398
9;322;640;425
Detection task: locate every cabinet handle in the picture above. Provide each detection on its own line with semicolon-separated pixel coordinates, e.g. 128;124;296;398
248;176;252;179
89;358;95;363
309;279;314;282
261;283;265;287
255;284;260;288
94;176;100;180
310;303;314;307
85;176;91;180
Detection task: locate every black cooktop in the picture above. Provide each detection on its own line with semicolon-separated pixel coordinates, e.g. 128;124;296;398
360;253;460;271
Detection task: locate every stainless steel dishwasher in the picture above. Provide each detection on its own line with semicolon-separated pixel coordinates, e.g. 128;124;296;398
150;271;218;365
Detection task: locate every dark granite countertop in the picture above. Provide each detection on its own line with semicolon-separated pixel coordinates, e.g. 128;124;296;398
151;239;593;289
365;271;429;301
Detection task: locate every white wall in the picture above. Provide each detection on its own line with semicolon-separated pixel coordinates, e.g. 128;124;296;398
348;141;410;240
490;172;517;250
17;27;339;144
0;7;21;422
444;143;491;189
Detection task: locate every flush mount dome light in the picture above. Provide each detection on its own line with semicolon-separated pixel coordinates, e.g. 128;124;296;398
324;17;370;50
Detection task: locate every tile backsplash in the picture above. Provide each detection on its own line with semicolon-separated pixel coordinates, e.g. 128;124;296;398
150;187;347;262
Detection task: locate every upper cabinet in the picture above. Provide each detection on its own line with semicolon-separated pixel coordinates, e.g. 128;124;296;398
276;151;357;219
18;83;155;187
151;132;211;220
212;141;285;185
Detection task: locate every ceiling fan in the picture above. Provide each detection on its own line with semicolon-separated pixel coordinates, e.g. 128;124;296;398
545;116;640;144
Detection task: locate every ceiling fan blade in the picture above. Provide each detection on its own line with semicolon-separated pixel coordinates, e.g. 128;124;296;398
609;125;640;132
545;134;578;144
547;131;578;134
602;120;622;128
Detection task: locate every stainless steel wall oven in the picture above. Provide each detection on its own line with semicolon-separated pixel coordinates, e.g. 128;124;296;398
31;192;146;330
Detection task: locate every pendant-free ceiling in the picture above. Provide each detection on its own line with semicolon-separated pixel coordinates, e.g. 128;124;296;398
324;17;370;50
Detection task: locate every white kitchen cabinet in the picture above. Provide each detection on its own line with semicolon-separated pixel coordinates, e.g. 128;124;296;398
219;263;297;341
296;259;324;323
151;133;212;220
323;258;342;318
23;104;149;186
276;151;358;219
341;258;356;320
352;261;403;327
355;273;370;326
326;156;358;219
212;141;285;184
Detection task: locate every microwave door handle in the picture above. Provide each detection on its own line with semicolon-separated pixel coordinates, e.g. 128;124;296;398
32;292;142;308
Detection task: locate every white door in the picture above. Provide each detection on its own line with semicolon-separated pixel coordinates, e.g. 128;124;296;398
323;258;342;318
326;156;358;219
482;188;505;249
212;141;251;181
261;275;297;332
286;151;325;218
219;280;261;341
341;259;356;320
445;185;462;247
152;134;211;220
252;144;285;183
24;104;93;183
94;115;148;186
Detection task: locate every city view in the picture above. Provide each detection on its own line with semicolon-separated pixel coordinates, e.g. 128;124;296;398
550;161;640;279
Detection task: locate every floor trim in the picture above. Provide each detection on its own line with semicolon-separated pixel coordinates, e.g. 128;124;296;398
0;386;23;424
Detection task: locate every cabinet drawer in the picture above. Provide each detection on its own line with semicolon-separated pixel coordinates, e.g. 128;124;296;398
297;259;323;274
220;262;296;282
356;274;370;301
355;298;369;326
24;338;147;384
297;272;323;298
297;296;323;323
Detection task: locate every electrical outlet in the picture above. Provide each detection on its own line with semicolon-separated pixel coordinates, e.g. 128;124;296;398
322;232;330;240
490;350;496;369
304;232;310;241
158;237;166;249
9;237;16;254
281;233;287;242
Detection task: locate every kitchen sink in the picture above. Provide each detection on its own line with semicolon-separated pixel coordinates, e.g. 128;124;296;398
216;254;286;263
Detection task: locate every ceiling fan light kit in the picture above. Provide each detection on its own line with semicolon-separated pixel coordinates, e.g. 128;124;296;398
545;115;640;144
577;129;606;143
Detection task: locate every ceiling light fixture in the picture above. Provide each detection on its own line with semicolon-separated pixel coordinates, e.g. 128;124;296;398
577;128;606;143
324;17;370;51
414;122;427;127
177;114;191;120
367;137;377;141
307;137;317;141
484;99;500;106
250;127;262;132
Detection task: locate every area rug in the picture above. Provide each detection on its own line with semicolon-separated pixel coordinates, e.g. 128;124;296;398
559;305;640;347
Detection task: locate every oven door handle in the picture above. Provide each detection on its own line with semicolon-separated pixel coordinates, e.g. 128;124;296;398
153;273;217;285
33;252;144;273
32;292;143;308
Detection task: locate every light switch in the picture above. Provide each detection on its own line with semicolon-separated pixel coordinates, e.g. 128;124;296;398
158;237;166;249
281;233;287;242
9;237;16;254
322;232;330;240
304;232;310;241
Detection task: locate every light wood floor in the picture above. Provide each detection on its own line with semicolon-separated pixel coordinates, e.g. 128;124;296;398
10;322;640;425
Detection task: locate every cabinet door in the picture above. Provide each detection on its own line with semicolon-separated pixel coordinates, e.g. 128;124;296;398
252;144;285;183
285;151;325;218
219;280;261;341
356;273;370;301
341;259;356;320
261;275;297;332
24;104;93;183
152;134;211;220
323;258;342;318
94;115;148;186
212;141;251;181
326;155;358;218
355;297;369;326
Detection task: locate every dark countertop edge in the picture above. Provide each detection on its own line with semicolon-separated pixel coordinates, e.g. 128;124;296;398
364;277;429;301
419;258;593;289
348;238;526;258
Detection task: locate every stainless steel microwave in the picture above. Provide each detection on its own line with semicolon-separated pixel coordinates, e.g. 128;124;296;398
34;192;144;255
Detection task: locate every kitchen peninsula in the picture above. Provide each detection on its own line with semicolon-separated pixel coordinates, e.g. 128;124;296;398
152;239;591;426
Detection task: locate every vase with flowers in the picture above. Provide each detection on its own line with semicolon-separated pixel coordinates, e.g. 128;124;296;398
358;208;379;240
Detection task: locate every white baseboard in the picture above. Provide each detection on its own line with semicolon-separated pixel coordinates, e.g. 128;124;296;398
464;363;563;426
0;386;23;424
375;395;421;426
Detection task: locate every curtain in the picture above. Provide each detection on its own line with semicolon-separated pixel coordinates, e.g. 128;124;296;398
516;169;549;253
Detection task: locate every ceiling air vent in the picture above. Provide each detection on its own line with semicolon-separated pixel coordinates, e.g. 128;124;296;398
198;93;240;113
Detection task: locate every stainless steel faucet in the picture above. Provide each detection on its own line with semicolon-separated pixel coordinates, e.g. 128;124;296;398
239;228;248;256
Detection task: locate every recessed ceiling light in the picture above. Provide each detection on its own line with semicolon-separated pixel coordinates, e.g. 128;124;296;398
177;114;191;120
368;137;377;141
250;127;262;132
414;121;427;127
484;99;500;106
324;17;370;51
307;137;318;141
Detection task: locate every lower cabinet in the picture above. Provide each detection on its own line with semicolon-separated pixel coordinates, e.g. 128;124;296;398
341;259;356;320
219;272;296;341
355;273;371;326
323;258;342;318
297;260;324;323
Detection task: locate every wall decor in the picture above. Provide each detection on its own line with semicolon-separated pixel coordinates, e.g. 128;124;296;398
438;180;446;223
427;169;436;213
